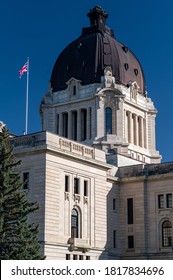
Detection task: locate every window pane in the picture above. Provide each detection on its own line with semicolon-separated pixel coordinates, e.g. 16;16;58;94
74;178;79;194
72;111;77;140
113;199;116;210
63;113;68;137
65;175;69;192
162;221;172;247
105;107;112;134
81;109;87;141
66;254;70;260
71;209;78;238
166;194;172;208
84;180;88;196
128;236;134;248
113;230;116;248
127;198;133;224
158;194;164;208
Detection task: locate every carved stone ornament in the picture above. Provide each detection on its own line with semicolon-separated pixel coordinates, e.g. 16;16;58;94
84;196;88;204
64;192;70;201
104;66;115;88
73;194;81;203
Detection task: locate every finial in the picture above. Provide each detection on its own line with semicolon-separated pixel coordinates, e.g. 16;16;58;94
87;6;108;26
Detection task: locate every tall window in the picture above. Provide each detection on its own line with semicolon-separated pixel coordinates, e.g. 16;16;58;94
113;230;116;248
74;178;79;194
81;109;87;141
127;198;133;224
166;194;172;208
73;85;76;95
158;194;164;209
65;175;69;192
105;107;112;134
84;180;88;196
72;111;77;140
162;221;172;247
23;172;29;190
71;208;79;238
128;236;134;249
113;198;116;211
62;112;68;137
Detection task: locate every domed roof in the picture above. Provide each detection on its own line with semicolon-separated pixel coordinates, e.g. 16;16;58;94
50;6;145;95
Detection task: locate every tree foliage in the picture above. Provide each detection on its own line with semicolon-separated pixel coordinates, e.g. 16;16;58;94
0;127;44;259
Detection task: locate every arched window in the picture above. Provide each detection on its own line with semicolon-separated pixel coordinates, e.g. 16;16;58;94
71;208;78;238
105;107;112;134
162;220;172;247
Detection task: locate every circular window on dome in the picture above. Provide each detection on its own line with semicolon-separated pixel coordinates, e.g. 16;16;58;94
124;63;129;71
134;68;138;76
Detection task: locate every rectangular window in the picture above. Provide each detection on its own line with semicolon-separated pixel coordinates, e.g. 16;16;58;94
113;199;116;211
128;236;134;249
113;230;116;248
65;175;69;192
74;178;79;194
86;256;90;260
127;198;133;224
158;194;164;209
166;194;172;208
79;255;83;260
23;172;29;190
84;180;88;196
73;255;77;260
66;254;70;260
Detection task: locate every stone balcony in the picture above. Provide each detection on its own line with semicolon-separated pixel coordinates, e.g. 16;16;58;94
68;237;91;253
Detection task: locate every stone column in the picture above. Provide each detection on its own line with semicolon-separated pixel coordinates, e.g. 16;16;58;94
139;116;144;147
143;118;147;148
59;113;63;136
134;114;138;146
96;96;105;139
68;111;72;139
127;111;132;143
87;107;91;140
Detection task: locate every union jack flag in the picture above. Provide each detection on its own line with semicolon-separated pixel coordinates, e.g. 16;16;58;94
19;61;28;78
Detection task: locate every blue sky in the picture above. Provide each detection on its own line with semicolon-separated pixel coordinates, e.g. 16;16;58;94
0;0;173;162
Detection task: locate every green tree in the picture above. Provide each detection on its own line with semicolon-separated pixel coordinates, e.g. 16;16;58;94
0;127;44;259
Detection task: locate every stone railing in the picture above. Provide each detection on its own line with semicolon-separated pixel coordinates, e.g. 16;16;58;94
12;131;106;162
118;162;173;178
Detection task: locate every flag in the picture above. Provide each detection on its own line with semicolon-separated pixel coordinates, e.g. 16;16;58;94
19;61;28;78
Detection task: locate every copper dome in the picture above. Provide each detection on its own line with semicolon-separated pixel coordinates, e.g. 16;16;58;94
50;6;145;95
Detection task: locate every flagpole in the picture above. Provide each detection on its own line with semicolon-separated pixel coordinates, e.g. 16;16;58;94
25;57;29;135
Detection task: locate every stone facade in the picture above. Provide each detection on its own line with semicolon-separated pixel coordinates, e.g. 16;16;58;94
11;132;173;260
4;6;173;260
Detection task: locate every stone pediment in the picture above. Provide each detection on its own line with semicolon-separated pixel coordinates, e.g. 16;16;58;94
66;77;81;87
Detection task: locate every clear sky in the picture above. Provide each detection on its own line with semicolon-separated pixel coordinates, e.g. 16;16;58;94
0;0;173;162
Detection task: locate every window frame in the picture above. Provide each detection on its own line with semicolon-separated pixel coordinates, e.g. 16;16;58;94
162;220;172;247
